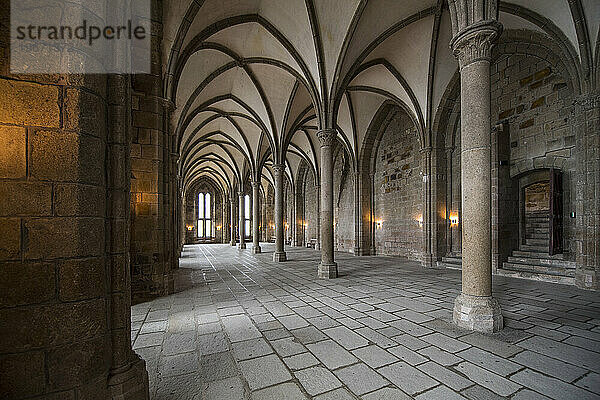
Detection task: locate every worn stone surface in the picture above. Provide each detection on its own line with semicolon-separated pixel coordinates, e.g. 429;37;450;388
129;244;600;399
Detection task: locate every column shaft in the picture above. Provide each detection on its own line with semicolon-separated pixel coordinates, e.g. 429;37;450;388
451;24;503;333
230;197;236;246
252;182;262;253
238;192;246;249
318;129;338;278
273;164;287;261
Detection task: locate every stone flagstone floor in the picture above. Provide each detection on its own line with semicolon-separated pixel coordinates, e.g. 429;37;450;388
131;243;600;400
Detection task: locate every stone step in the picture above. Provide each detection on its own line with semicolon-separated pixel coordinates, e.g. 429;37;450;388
438;256;462;270
512;250;564;260
526;233;549;240
525;238;549;246
496;268;574;285
502;262;575;277
519;244;549;252
507;256;576;269
525;222;549;228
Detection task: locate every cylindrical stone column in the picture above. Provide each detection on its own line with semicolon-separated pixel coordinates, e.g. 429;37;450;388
317;129;338;278
445;147;454;254
230;196;236;246
451;23;503;333
238;191;246;249
252;181;262;253
273;164;287;261
315;184;321;251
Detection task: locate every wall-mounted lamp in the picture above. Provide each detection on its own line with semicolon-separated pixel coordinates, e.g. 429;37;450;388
375;219;383;229
449;211;459;227
416;214;423;228
186;225;194;231
216;225;222;231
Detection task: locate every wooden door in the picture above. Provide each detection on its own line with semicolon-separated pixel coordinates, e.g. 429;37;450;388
549;168;563;255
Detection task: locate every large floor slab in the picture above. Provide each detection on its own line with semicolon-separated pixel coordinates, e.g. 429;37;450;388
131;243;600;399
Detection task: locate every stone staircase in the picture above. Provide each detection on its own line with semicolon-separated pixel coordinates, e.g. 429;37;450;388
498;213;575;285
438;213;575;285
436;255;462;270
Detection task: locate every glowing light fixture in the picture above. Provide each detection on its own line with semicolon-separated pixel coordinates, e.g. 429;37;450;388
449;211;459;227
186;225;194;231
416;214;423;228
375;219;383;229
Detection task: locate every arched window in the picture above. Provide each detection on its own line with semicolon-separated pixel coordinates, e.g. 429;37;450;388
244;194;251;238
198;192;212;238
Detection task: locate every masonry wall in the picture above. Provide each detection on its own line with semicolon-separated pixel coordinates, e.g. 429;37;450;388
490;50;577;259
130;0;174;301
183;180;224;243
333;146;355;252
265;184;275;241
304;169;318;244
0;8;148;397
374;112;423;259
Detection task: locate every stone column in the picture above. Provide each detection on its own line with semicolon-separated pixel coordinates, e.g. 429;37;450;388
575;94;600;289
421;147;434;267
451;22;503;333
252;181;262;253
315;184;321;251
230;196;236;246
445;147;454;254
238;192;246;249
317;129;338;278
273;164;287;261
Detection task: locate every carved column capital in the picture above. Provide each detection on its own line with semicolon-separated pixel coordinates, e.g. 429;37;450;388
272;163;285;175
251;181;261;189
317;128;337;148
450;21;502;68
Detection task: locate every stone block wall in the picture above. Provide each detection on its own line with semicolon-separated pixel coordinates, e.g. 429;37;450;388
374;112;423;259
304;169;318;244
490;53;577;258
333;146;355;252
0;7;146;395
130;0;175;302
183;180;224;243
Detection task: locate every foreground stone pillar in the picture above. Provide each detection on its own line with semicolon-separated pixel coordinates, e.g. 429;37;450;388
230;196;236;246
317;129;338;278
238;192;246;249
315;184;321;251
451;22;503;333
252;181;262;253
273;164;287;261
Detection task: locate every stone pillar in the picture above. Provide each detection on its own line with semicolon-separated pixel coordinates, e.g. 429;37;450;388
238;192;246;249
273;164;287;261
317;129;338;278
445;147;454;254
252;181;262;253
230;196;236;246
315;184;321;251
574;94;600;289
421;147;434;267
451;22;503;333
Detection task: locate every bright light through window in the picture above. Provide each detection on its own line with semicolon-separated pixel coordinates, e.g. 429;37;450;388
198;192;212;238
244;194;251;238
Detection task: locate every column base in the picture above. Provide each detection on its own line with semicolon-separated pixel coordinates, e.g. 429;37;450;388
230;242;236;247
575;268;598;290
238;243;246;249
273;252;287;262
108;355;149;400
318;262;338;279
252;245;262;254
453;293;503;333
